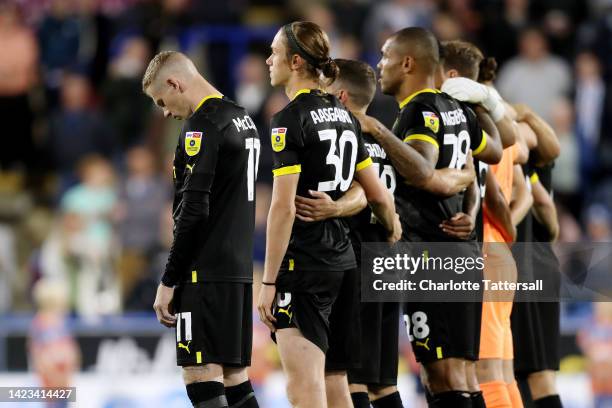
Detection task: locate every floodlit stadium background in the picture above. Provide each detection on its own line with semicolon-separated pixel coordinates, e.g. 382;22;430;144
0;0;610;406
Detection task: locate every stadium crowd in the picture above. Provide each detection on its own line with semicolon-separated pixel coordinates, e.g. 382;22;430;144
0;0;611;402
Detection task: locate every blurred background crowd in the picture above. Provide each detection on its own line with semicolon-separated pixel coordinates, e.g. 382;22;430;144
0;0;611;406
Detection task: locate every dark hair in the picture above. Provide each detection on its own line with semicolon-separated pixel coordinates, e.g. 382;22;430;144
440;40;484;81
391;27;439;75
283;21;339;82
334;59;377;109
477;57;498;83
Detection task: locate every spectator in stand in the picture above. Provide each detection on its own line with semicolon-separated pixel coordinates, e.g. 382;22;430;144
0;2;39;171
46;71;115;192
40;156;119;317
362;0;434;64
235;53;269;130
574;52;607;179
497;26;572;122
478;0;530;65
101;36;152;149
114;146;170;302
38;0;81;102
28;279;80;393
550;98;581;217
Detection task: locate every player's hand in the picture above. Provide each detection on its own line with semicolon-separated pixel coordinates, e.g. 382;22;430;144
257;284;277;332
352;111;380;135
295;190;338;222
388;213;402;243
439;212;475;240
153;283;176;328
441;77;488;103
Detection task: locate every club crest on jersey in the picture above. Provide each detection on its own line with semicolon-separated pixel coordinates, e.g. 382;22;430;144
185;132;202;156
422;111;440;133
271;127;287;152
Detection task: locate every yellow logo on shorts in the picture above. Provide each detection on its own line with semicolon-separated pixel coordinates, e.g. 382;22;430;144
185;132;202;156
422;112;439;133
277;305;293;323
178;340;192;354
271;128;287;152
415;337;430;351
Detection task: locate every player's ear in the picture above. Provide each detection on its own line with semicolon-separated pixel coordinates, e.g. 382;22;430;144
449;69;459;78
290;54;302;71
337;89;349;104
402;56;414;74
167;77;181;91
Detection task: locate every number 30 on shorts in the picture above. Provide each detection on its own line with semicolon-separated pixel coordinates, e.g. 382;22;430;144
403;311;430;341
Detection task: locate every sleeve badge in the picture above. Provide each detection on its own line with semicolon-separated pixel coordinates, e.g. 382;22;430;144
185;132;202;156
271;127;287;152
422;111;440;133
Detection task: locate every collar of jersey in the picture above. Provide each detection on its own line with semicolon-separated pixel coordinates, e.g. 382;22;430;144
398;88;440;109
194;94;223;113
292;88;316;100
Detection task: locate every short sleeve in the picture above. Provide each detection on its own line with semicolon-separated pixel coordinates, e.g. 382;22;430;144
181;117;222;193
464;104;487;155
400;102;440;149
352;115;372;171
270;107;303;177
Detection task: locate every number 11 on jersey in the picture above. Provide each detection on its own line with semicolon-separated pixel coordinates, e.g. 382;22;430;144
245;138;260;201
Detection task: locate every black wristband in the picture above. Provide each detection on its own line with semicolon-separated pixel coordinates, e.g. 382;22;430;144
262;281;276;286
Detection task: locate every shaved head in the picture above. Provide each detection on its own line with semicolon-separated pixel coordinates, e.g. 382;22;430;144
391;27;439;75
142;51;199;93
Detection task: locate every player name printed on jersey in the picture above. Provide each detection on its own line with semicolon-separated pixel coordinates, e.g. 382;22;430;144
271;127;287;152
185;131;202;156
232;114;257;132
365;142;387;159
439;108;467;126
310;107;353;125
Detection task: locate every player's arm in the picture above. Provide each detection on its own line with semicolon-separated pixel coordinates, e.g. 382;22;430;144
442;77;516;147
295;181;367;222
353;112;434;185
423;152;475;196
440;178;480;240
514;103;560;166
354;157;401;242
155;122;221;327
530;173;559;241
510;165;533;226
484;170;515;242
473;105;502;163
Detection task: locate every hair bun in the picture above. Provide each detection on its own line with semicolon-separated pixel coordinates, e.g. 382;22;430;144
321;58;339;81
478;57;498;82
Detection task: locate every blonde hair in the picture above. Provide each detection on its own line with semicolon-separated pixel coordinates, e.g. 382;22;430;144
142;50;183;92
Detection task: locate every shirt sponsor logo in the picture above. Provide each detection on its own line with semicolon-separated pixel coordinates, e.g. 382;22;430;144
422;111;440;133
271;127;287;152
185;132;202;156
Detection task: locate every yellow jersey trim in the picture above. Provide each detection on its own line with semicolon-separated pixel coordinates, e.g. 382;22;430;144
530;172;539;184
289;259;295;271
196;351;202;364
436;346;443;359
273;164;302;177
403;134;440;149
399;88;440;109
473;131;488;155
292;88;312;100
191;271;197;283
356;157;373;171
194;94;223;112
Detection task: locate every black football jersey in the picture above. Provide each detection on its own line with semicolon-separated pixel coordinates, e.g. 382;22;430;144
171;95;259;283
347;132;396;256
391;89;485;241
270;89;371;272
